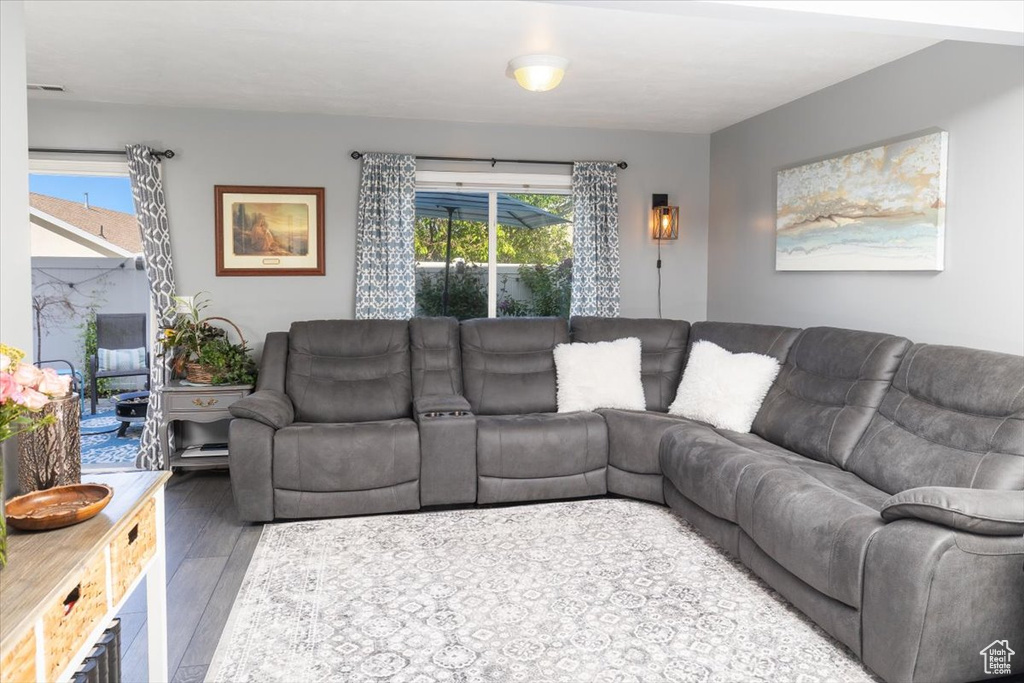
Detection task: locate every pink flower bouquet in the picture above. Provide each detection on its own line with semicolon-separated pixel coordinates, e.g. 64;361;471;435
0;345;73;440
1;343;72;567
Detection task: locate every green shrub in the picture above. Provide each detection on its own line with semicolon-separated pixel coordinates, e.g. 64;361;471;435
416;258;572;320
417;265;487;320
516;258;572;318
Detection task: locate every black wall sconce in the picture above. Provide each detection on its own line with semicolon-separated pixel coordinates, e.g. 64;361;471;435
652;194;679;318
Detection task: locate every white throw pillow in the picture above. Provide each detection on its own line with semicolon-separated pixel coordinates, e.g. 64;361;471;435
668;340;780;433
553;337;646;413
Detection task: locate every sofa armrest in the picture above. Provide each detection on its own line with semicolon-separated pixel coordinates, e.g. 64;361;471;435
229;390;294;430
414;394;472;421
229;418;275;522
881;486;1024;536
862;519;1024;682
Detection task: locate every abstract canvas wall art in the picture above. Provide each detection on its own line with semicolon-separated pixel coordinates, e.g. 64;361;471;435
776;132;948;271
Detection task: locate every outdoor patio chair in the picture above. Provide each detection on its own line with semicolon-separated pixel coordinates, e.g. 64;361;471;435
89;313;150;414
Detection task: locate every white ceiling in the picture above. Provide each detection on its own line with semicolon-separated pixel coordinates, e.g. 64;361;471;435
23;0;948;134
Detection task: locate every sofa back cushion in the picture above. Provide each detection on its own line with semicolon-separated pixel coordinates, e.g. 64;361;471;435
752;327;911;468
286;320;412;423
689;321;800;363
570;316;689;412
846;344;1024;493
461;317;569;415
410;317;463;398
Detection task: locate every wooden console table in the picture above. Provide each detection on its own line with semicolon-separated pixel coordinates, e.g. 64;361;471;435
0;471;171;683
159;381;252;471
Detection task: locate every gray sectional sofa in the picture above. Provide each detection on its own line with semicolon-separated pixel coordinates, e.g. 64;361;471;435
228;315;1024;683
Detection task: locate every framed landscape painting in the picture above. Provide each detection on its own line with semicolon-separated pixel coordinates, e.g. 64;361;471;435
776;131;948;271
215;185;325;276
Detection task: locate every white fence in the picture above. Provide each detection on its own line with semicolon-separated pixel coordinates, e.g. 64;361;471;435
416;261;533;305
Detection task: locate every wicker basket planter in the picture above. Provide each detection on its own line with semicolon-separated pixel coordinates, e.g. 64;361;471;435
184;362;216;384
178;316;247;385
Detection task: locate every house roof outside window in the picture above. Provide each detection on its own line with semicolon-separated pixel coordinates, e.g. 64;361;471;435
30;192;141;257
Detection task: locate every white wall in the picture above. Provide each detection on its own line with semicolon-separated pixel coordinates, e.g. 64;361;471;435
0;1;32;356
27;102;710;351
31;257;150;375
708;41;1024;354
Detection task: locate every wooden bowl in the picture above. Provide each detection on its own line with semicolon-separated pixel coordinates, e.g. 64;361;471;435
4;483;114;531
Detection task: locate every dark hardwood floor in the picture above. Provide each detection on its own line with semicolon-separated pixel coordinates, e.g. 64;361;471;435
118;471;262;683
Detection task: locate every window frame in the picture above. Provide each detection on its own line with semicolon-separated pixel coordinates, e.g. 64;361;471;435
413;170;572;318
29;157;132;177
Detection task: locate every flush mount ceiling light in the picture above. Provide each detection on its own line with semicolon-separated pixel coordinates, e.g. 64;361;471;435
506;55;569;92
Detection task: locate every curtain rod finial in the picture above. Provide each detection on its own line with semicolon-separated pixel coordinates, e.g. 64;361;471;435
351;151;363;160
617;161;628;169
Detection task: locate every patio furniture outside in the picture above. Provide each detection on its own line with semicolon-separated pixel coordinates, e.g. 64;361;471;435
89;313;150;414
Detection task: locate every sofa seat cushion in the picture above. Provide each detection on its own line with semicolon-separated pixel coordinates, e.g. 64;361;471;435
273;419;419;492
660;421;889;607
659;422;803;523
736;465;888;608
600;409;699;475
600;409;704;503
477;412;607;480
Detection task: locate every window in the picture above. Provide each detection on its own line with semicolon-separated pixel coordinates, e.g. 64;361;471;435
414;172;573;320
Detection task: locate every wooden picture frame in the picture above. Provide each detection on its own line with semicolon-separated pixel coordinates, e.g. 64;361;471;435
214;185;325;276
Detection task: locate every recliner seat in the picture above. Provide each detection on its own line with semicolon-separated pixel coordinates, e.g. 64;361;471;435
229;319;421;521
460;317;609;504
571;316;690;503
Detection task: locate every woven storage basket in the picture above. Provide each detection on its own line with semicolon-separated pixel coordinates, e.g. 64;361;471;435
43;550;107;681
109;498;157;605
182;316;247;384
0;626;36;683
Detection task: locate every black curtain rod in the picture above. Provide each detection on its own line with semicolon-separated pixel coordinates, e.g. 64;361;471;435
29;147;176;160
350;151;627;169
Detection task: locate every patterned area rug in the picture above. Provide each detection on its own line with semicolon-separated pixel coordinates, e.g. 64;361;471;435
81;407;141;466
208;499;877;683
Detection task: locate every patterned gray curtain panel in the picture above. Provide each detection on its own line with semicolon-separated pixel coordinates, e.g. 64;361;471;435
355;153;417;319
570;162;621;317
125;144;176;470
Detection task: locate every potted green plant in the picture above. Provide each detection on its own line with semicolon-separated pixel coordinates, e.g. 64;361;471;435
160;293;257;386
